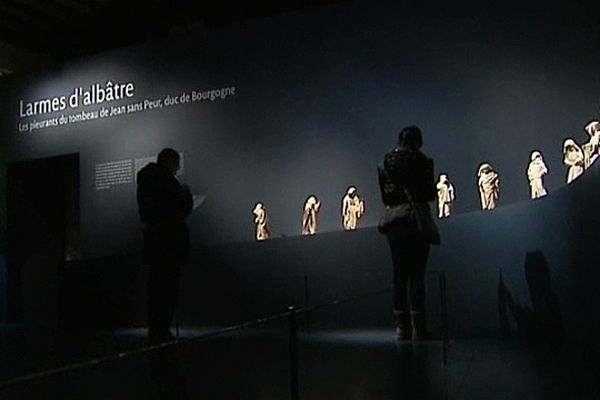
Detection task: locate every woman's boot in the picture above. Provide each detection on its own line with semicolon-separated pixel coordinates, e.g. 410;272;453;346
411;310;426;341
393;310;410;340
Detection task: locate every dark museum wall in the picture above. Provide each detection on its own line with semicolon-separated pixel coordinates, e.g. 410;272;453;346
1;1;599;257
60;162;600;340
0;78;6;322
0;1;599;335
178;162;600;339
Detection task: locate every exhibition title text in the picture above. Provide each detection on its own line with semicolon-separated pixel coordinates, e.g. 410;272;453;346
19;80;135;118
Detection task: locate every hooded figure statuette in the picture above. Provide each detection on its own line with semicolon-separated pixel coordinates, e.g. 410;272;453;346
342;186;364;230
478;163;500;210
563;138;584;184
253;202;270;241
302;195;321;235
436;174;455;218
527;151;548;199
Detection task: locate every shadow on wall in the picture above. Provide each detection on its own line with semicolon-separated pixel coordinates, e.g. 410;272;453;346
498;251;564;344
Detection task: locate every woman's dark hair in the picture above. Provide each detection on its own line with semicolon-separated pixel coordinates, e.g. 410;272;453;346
398;126;423;150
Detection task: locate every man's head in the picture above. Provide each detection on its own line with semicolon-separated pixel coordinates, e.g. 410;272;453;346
398;126;423;150
157;148;181;175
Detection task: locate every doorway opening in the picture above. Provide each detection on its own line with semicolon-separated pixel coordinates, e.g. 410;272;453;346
6;153;80;326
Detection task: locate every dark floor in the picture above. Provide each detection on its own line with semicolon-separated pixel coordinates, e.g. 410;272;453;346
0;324;597;400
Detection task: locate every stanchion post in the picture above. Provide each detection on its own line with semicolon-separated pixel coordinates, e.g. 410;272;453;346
288;306;299;400
175;308;180;340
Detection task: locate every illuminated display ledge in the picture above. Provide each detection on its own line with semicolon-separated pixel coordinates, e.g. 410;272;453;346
63;163;600;336
183;164;599;331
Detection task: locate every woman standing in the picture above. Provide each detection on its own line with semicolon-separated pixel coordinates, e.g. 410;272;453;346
378;126;438;340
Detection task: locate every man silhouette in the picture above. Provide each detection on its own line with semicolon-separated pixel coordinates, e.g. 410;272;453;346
137;148;192;343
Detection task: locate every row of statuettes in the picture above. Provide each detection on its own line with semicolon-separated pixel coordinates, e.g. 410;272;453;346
251;120;600;241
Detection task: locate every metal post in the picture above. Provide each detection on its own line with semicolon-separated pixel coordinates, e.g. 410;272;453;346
175;308;180;340
288;306;299;400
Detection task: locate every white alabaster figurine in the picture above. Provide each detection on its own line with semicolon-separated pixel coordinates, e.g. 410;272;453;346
478;163;500;210
436;174;455;219
563;138;585;184
527;151;548;199
252;203;270;241
302;195;321;235
342;186;364;230
582;121;600;169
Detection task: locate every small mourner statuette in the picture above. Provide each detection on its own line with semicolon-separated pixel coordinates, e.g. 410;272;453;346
342;186;364;230
252;202;270;241
563;138;584;184
527;151;548;199
436;174;455;218
478;163;500;210
582;121;600;169
302;195;321;235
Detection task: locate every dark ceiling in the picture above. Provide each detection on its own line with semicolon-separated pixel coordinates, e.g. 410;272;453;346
1;0;598;64
0;0;345;61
